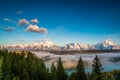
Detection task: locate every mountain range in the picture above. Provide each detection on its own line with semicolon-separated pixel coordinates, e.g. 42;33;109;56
2;39;120;51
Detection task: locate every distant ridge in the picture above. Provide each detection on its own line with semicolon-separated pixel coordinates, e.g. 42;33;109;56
49;50;120;54
2;39;120;51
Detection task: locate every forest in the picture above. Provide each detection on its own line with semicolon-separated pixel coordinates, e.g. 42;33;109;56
0;49;120;80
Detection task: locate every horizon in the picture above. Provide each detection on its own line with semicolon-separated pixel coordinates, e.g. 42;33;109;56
1;39;119;47
0;0;120;46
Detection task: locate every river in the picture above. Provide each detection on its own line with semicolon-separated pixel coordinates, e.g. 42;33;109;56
32;51;120;74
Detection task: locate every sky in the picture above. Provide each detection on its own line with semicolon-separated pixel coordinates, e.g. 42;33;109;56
0;0;120;46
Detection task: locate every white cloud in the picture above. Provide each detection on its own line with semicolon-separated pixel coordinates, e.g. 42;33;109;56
16;10;22;14
3;18;17;24
18;19;29;26
4;27;15;32
31;19;39;23
26;24;48;34
3;18;11;22
39;28;48;34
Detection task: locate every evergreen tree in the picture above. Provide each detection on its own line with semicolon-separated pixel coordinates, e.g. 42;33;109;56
1;51;14;80
68;72;76;80
91;55;103;80
50;62;56;80
1;50;50;80
56;57;67;80
116;71;120;80
75;56;87;80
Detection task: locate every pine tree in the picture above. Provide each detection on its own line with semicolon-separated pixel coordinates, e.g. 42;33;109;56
1;51;14;80
56;57;67;80
75;56;87;80
91;55;103;80
50;62;56;80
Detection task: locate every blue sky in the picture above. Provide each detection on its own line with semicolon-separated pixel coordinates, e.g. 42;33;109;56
0;0;120;46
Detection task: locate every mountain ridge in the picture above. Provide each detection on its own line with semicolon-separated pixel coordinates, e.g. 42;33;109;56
2;39;120;51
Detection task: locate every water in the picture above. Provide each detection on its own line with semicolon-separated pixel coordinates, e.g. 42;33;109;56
32;51;120;74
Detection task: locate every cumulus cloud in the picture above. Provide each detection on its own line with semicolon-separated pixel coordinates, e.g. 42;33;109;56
39;28;48;34
3;18;11;22
31;19;39;23
4;27;15;32
26;25;48;34
16;10;22;14
18;19;29;26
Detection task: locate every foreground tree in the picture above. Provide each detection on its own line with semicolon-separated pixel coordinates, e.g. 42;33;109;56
1;52;14;80
56;57;67;80
50;62;56;80
91;55;103;80
1;50;49;80
1;49;120;80
75;56;87;80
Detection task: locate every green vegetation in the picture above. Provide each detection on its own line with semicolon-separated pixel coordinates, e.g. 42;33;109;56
75;56;87;80
0;49;120;80
91;55;103;80
56;57;67;80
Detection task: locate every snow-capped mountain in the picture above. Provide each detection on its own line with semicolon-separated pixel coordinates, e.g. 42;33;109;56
3;39;120;51
5;39;61;51
4;44;28;50
63;43;95;50
95;39;116;50
63;39;120;50
25;39;61;50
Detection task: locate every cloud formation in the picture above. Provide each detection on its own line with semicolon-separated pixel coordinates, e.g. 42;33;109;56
3;18;16;24
4;27;15;32
26;25;48;34
16;10;22;14
18;19;29;26
31;19;39;23
3;18;11;22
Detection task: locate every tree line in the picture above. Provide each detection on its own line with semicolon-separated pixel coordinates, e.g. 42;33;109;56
0;49;120;80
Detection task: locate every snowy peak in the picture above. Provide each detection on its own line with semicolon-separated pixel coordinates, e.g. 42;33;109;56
103;39;116;46
32;39;55;48
42;39;56;48
30;39;61;50
63;43;95;51
95;39;116;50
63;39;120;50
3;39;120;51
5;39;61;51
